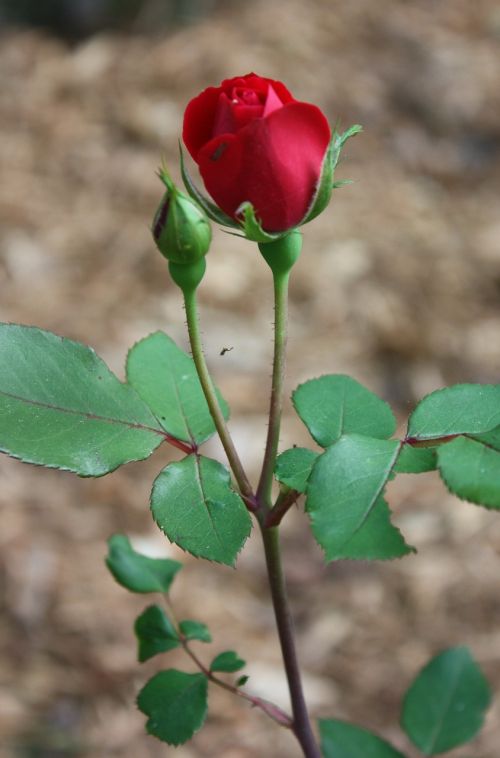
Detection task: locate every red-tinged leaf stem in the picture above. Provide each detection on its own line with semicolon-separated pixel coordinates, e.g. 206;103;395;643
265;486;301;528
164;596;292;729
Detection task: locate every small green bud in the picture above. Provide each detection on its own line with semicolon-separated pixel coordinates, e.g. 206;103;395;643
153;169;211;265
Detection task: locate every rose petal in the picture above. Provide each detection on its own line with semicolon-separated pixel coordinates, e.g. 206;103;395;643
197;102;330;232
183;74;296;159
183;86;222;160
263;84;284;117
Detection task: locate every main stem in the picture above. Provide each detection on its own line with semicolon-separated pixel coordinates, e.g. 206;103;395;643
183;288;254;503
261;526;321;758
257;258;320;757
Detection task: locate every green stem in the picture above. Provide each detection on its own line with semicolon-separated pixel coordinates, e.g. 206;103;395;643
261;526;321;757
183;288;255;506
257;269;290;508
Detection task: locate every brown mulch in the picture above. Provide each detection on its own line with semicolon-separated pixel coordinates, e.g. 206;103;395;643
1;1;500;755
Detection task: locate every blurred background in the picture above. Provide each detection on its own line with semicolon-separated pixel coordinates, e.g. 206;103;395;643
1;1;500;756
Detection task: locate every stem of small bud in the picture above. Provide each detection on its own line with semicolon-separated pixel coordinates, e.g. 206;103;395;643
169;258;206;295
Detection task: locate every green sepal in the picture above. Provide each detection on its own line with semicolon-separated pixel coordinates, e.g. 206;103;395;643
332;124;363;165
210;650;246;673
135;605;180;662
332;179;354;189
401;647;491;755
137;669;208;746
179;620;212;643
319;718;407;758
301;133;335;225
179;144;239;228
236;201;288;243
302;123;362;226
105;534;182;594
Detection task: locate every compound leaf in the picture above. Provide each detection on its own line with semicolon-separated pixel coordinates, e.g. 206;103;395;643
408;384;500;441
179;620;212;643
275;447;319;493
306;435;408;561
394;444;438;474
401;647;491;755
293;375;396;448
437;436;500;509
127;331;228;446
151;455;252;565
137;669;208;746
0;324;167;476
106;534;181;594
210;650;246;673
135;605;180;662
319;718;406;758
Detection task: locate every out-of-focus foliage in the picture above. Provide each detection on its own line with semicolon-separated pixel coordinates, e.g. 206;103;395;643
0;0;230;39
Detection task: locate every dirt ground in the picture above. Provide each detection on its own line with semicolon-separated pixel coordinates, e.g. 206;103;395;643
1;1;500;756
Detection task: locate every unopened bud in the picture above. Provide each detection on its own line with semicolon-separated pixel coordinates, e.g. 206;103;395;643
153;169;211;265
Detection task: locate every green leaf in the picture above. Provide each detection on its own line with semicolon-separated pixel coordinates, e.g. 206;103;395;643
293;375;396;448
337;496;415;560
275;447;319;493
179;620;212;643
105;534;182;594
137;669;208;746
236;675;249;687
0;324;168;476
210;650;246;673
127;331;228;446
394;444;438;474
437;436;500;509
151;455;252;565
179;145;239;228
319;718;407;758
472;423;500;450
306;435;413;561
407;384;500;440
135;605;180;662
401;647;491;754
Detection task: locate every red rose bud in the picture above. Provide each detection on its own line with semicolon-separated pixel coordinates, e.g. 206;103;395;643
183;73;331;234
153;170;211;265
